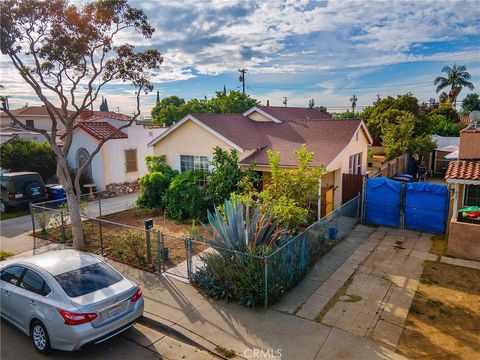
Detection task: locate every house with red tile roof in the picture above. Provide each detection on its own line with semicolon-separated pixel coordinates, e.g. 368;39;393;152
0;105;75;131
444;118;480;260
66;112;167;191
148;105;372;215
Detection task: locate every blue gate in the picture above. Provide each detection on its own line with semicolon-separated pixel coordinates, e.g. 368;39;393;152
404;182;449;233
364;178;402;228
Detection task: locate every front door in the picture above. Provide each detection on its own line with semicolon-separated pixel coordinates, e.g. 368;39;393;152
321;188;334;218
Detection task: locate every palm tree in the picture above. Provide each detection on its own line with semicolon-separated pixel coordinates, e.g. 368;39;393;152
434;64;474;105
349;94;358;115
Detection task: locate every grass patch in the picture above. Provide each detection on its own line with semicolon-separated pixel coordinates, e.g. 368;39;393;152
0;251;14;260
214;346;236;358
426;299;443;308
314;275;354;323
430;234;447;257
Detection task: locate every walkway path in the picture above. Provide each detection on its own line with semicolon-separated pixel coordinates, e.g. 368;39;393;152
107;223;433;360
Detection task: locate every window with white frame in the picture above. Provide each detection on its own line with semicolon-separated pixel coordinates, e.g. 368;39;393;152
464;184;480;206
180;155;209;172
348;153;362;175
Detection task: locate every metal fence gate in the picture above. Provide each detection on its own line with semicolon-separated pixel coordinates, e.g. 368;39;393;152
364;177;449;233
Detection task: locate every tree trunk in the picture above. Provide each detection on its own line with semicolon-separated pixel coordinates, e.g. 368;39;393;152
56;156;85;250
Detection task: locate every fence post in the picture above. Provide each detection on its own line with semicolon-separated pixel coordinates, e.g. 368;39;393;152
145;230;152;265
264;257;268;309
98;197;104;256
60;211;66;246
185;237;192;280
356;192;361;221
156;231;162;273
30;203;36;255
361;176;367;223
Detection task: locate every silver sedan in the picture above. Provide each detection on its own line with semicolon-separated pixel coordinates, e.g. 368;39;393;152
0;250;144;353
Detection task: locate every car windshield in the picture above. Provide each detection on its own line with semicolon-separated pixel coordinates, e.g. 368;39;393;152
54;262;123;297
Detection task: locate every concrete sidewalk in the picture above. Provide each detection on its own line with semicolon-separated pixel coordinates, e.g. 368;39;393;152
107;233;409;360
0;192;138;254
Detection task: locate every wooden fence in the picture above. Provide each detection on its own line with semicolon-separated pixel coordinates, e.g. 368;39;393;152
367;154;409;179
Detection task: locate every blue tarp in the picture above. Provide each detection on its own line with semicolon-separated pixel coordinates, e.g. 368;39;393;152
404;182;449;233
365;178;402;228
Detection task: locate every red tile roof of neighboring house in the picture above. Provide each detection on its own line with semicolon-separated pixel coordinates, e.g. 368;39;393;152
192;113;268;149
80;111;132;122
240;119;363;167
76;121;127;140
256;106;332;121
459;116;471;125
444;160;480;181
1;105;74;116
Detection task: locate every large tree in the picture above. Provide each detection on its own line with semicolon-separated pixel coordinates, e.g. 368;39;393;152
434;64;474;105
0;0;163;250
462;93;480;114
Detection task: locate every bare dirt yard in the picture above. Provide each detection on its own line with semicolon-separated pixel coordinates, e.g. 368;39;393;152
396;261;480;359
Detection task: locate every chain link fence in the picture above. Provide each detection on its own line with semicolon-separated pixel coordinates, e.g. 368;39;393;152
30;193;360;308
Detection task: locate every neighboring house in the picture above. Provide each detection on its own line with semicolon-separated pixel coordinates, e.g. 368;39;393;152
0;105;74;130
0;126;48;144
148;105;372;216
66;112;168;191
430;135;460;175
444;120;480;261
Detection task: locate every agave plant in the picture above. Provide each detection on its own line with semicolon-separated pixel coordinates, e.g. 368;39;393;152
202;199;283;251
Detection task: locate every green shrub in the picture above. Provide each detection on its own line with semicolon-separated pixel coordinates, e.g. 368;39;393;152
0;138;56;181
164;171;205;221
137;156;178;209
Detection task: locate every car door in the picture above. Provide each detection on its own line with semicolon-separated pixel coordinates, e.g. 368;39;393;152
9;268;52;332
0;265;26;322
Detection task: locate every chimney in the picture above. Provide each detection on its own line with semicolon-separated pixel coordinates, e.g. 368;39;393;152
266;100;270;107
80;110;94;120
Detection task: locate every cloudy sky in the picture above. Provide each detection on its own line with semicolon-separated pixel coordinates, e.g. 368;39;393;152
1;0;479;115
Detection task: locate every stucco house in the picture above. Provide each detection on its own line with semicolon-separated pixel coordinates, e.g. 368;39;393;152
444;119;480;261
66;111;167;192
148;105;372;216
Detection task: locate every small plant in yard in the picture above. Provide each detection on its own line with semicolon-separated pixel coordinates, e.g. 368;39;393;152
107;230;148;267
214;346;236;359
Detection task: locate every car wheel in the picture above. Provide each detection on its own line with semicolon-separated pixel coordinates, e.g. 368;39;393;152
31;321;51;354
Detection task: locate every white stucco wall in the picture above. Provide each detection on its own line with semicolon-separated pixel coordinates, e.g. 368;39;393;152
66;130;105;190
103;124;167;185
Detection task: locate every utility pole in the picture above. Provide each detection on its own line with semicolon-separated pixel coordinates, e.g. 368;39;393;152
238;68;247;94
283;97;288;107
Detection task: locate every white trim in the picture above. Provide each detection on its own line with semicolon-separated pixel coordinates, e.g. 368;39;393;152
147;114;244;152
446;178;480;185
242;106;282;123
325;121;372;171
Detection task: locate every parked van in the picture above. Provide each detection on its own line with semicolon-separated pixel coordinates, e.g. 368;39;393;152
0;172;48;213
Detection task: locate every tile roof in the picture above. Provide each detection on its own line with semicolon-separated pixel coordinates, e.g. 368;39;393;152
191;113;267;149
82;111;132;121
256;106;332;121
76;122;127;140
1;105;74;116
444;160;480;181
240;119;362;167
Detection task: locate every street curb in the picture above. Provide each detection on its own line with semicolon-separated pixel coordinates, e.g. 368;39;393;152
139;312;244;360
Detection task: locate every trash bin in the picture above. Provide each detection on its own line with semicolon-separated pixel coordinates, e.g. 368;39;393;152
328;228;337;241
47;185;67;205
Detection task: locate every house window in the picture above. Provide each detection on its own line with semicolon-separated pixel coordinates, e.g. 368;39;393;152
464;185;480;206
25;119;34;128
348;153;362;175
125;149;138;173
180;155;209;172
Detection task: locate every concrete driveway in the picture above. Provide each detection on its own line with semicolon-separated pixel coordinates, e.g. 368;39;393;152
0;192;138;254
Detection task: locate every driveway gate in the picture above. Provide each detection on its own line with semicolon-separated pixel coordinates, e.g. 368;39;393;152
364;177;449;233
